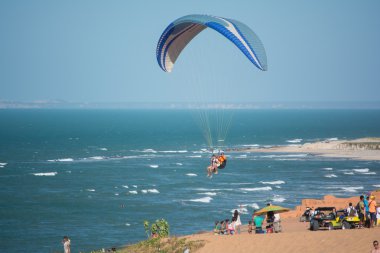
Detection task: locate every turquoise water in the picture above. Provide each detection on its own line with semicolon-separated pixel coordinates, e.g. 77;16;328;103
0;109;380;252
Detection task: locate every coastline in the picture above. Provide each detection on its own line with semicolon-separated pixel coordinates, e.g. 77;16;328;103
240;137;380;161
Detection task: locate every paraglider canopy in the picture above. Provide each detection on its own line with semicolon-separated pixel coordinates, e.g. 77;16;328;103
156;14;267;73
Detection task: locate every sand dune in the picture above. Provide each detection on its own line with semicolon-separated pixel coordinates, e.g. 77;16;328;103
245;138;380;161
185;192;380;253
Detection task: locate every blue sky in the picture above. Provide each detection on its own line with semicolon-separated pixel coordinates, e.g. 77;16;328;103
1;0;380;104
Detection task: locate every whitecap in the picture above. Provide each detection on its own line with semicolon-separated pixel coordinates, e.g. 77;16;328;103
324;174;338;178
122;155;139;159
122;185;129;189
187;155;202;158
189;197;212;203
0;162;7;167
186;173;198;177
326;137;338;141
275;186;282;189
373;185;380;188
132;185;137;188
260;180;285;185
241;144;260;147
323;168;333;171
353;168;369;173
240;186;272;191
231;207;249;214
142;149;157;153
363;172;376;175
341;186;363;192
197;192;217;196
86;189;95;192
125;223;131;226
147;189;159;194
33;172;57;176
249;203;260;209
160;150;188;153
99;148;108;151
149;165;159;168
344;172;354;175
141;190;148;194
114;193;119;196
89;156;105;160
286;139;302;143
48;158;74;162
272;196;286;203
128;191;138;194
236;155;247;159
176;163;183;166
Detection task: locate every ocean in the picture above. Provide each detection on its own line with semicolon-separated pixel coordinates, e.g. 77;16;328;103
0;109;379;252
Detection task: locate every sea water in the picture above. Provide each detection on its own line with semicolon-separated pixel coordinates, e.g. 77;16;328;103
0;109;379;252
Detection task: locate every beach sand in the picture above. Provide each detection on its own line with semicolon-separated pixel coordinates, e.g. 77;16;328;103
183;191;380;253
244;137;380;161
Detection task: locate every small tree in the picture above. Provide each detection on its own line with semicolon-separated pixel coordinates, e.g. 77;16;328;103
143;218;170;238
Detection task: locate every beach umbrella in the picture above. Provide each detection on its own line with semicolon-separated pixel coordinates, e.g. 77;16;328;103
254;205;290;216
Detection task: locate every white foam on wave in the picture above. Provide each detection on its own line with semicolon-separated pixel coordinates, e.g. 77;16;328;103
189;197;213;203
141;149;157;153
176;163;183;166
326;137;338;141
287;139;302;143
249;203;260;209
187;155;202;158
149;165;159;168
48;158;74;162
230;207;249;215
125;223;131;226
341;186;364;192
89;156;105;160
128;191;138;194
241;144;260;147
325;174;338;178
86;189;95;192
122;155;140;159
33;172;57;176
353;168;369;173
275;186;282;189
132;185;137;188
240;186;272;191
197;192;217;196
373;185;380;188
141;189;159;194
261;180;285;185
323;168;333;171
115;193;119;196
0;162;7;168
99;148;108;151
160;150;188;153
363;172;377;175
272;196;286;203
236;155;247;159
122;185;129;189
186;173;198;177
344;172;355;175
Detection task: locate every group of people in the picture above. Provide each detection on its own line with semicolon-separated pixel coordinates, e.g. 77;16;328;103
207;152;227;177
213;210;242;235
250;204;282;234
350;194;379;228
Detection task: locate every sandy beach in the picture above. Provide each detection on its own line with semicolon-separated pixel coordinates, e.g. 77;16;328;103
183;192;380;253
244;138;380;161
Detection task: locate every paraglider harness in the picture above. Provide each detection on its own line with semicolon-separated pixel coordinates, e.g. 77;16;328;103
217;153;227;169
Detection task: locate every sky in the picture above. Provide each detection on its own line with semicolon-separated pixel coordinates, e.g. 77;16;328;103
1;0;380;105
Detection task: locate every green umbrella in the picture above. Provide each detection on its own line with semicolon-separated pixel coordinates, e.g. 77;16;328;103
254;205;290;216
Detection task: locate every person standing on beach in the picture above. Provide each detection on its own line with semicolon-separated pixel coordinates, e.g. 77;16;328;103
62;236;71;253
365;196;371;228
233;209;242;234
371;240;380;253
368;195;377;228
357;195;365;227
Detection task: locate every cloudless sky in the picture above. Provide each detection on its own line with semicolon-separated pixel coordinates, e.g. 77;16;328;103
1;0;380;104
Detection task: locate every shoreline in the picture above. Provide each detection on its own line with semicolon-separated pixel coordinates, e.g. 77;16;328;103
238;137;380;161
